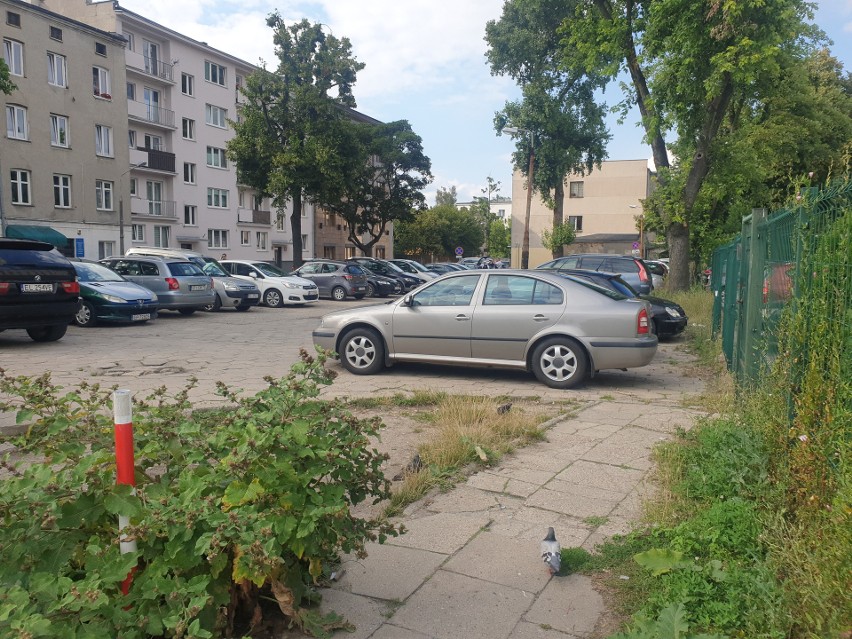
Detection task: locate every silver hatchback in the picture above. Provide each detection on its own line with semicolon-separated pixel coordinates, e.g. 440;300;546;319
313;270;658;389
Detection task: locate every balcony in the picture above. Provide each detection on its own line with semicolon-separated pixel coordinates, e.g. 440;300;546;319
128;98;176;129
130;198;178;219
130;146;176;173
126;50;174;83
237;209;271;225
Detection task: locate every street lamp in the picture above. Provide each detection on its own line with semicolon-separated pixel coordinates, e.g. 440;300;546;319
501;126;535;269
119;162;146;253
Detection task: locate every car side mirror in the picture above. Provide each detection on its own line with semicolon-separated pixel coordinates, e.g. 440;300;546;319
402;294;415;307
249;272;258;278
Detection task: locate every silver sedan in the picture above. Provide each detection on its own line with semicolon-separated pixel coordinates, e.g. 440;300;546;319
312;270;658;389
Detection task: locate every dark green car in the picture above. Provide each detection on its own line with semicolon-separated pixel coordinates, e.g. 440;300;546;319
72;261;159;327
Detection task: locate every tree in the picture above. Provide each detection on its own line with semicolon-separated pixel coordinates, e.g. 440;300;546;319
319;120;432;256
0;59;15;95
541;222;576;255
227;15;364;269
489;218;511;259
395;205;484;261
435;186;458;206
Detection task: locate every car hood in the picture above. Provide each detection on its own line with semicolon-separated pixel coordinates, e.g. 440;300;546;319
640;294;684;313
82;281;157;301
319;300;394;326
272;275;314;286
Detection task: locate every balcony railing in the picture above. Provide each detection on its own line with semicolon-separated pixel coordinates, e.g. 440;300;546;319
128;98;175;129
237;209;271;225
126;50;174;83
130;198;177;219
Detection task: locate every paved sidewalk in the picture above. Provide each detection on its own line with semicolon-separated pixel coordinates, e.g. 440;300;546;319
311;399;704;639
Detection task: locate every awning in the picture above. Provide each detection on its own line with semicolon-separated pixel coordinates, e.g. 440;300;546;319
4;225;69;248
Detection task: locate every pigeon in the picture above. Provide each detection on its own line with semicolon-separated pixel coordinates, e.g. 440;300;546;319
541;527;561;575
496;402;513;415
393;454;423;481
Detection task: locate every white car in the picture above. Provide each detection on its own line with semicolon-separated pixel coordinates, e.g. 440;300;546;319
389;259;437;283
220;260;319;307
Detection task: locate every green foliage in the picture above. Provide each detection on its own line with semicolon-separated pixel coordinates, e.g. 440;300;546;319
395;204;484;261
0;58;16;94
557;547;592;575
611;604;727;639
541;222;576;253
0;350;399;638
488;218;511;259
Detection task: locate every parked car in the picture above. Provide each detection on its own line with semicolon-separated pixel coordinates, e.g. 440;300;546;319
389;259;437;283
125;247;260;312
458;257;482;268
312;270;657;389
643;260;668;289
347;258;421;292
426;263;466;274
0;238;79;342
360;266;400;298
99;255;214;314
557;269;687;339
71;260;158;327
289;260;369;300
536;254;654;294
220;260;319;307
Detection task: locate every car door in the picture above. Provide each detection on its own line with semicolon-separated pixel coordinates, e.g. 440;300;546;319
296;262;324;294
470;274;565;362
391;274;482;359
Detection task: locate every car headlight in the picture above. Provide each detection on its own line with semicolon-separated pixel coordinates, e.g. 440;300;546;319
380;280;392;285
101;293;127;304
665;306;682;318
283;282;299;289
223;282;240;291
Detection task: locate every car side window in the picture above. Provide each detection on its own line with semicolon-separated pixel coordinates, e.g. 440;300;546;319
412;275;479;307
555;257;580;269
579;256;606;270
484;275;537;305
300;263;320;274
532;281;564;305
140;262;159;276
321;263;337;274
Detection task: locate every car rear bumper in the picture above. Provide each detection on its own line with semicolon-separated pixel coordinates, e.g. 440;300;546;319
587;335;658;370
157;291;216;310
0;300;78;329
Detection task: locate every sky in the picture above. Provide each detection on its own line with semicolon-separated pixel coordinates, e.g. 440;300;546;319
118;0;852;206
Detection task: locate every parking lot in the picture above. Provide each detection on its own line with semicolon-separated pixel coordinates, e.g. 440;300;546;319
0;299;705;412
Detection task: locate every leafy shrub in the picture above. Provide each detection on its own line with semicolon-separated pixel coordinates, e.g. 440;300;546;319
0;350;399;638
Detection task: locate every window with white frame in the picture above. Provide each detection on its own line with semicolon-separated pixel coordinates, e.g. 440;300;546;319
123;32;134;52
205;104;226;128
345;246;356;259
183;162;196;184
206;146;227;169
207;188;228;208
128;129;136;148
3;39;23;76
6;104;27;140
181;72;194;96
10;169;30;205
146;181;163;216
240;231;250;246
129;178;137;196
184;205;197;226
95;179;113;210
95;124;113;157
132;224;145;242
53;174;71;208
569;181;584;198
50;114;68;147
127;82;135;100
181;117;195;140
143;133;163;150
238;190;244;207
204;61;226;86
276;215;285;231
98;241;115;260
256;232;268;250
208;228;229;248
153;225;170;248
301;234;308;251
568;215;583;231
47;52;66;87
92;66;110;97
375;245;386;259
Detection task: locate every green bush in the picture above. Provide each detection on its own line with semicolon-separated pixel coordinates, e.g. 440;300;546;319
0;350;399;638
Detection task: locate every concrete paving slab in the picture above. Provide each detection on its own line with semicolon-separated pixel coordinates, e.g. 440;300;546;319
466;472;540;498
443;531;552;594
316;590;387;639
334;543;447;601
510;620;582;639
554;460;646;493
370;624;435;639
542;479;628;504
426;486;519;514
524;574;604;637
524;487;617;520
391;570;532;639
387;512;490;555
581;427;671;469
491;466;557;487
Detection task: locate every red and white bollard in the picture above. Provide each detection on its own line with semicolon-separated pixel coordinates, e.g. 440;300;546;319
113;389;137;595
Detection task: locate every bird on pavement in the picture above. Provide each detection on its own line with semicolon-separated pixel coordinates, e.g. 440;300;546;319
541;527;561;575
497;402;513;415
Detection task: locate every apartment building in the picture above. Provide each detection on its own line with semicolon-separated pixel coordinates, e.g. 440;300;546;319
1;0;128;258
509;159;653;267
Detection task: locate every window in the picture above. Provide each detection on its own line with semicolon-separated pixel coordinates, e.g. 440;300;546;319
146;181;163;215
256;232;268;250
183;162;196;184
53;174;71;208
238;190;245;207
301;234;308;251
181;72;194;96
153;225;170;248
47;52;66;87
323;246;336;259
207;188;229;208
568;215;583;231
206;146;227;168
129;178;137;196
127;82;136;100
253;194;263;210
240;231;250;246
49;26;62;41
411;274;480;307
143;133;163;150
205;104;227;128
181;118;195;140
569;181;584;198
184;205;197;226
98;241;115;260
10;169;30;205
123;32;134;51
6;105;27;140
204;61;226;86
128;130;136;148
3;39;23;76
208;229;229;248
95;124;113;157
143;40;159;75
95;42;107;56
50;114;68;147
6;12;21;27
95;180;114;210
375;246;386;259
132;224;145;242
92;66;110;97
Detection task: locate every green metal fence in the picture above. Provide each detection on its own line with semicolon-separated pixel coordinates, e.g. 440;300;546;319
710;179;852;385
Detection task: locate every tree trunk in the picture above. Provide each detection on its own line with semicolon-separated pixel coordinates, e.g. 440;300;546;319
552;181;565;259
290;188;304;269
667;221;690;291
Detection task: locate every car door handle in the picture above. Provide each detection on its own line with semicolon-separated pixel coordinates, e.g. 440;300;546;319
533;314;549;322
455;314;470;321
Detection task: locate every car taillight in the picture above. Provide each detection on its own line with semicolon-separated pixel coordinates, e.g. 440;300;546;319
166;277;180;291
637;308;650;335
638;261;650;283
343;274;353;280
61;281;80;294
0;283;10;295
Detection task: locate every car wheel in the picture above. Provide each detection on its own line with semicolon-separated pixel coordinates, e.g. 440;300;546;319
530;337;588;389
392;280;403;295
264;289;283;308
26;325;67;342
203;295;223;312
235;304;251;312
339;328;385;375
366;283;375;298
331;286;347;301
75;301;97;327
178;308;196;316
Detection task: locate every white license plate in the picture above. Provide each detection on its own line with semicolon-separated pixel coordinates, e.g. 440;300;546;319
248;293;259;299
190;285;206;291
131;313;151;321
21;283;54;293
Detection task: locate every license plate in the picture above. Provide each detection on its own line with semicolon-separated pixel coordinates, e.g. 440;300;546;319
21;283;54;293
190;285;206;291
131;313;151;321
355;286;366;291
248;293;259;299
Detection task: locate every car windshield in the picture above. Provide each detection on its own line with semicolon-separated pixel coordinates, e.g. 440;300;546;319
561;275;628;300
200;259;229;277
254;263;287;277
168;262;206;276
74;261;125;283
407;260;431;273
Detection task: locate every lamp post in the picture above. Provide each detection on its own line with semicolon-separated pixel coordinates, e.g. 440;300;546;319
119;162;146;253
501;126;535;269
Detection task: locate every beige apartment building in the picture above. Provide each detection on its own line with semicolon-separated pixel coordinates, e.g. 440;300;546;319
509;159;653;267
2;0;129;258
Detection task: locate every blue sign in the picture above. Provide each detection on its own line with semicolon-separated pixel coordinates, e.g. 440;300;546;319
632;241;639;250
455;246;464;256
75;237;85;257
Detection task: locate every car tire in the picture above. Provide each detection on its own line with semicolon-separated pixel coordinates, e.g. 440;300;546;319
74;301;97;327
204;295;223;312
26;324;67;342
331;286;347;301
530;337;588;389
366;283;375;298
392;280;403;295
264;289;283;308
178;308;197;316
339;327;385;375
235;304;251;312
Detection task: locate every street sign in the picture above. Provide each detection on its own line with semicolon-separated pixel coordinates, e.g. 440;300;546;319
632;241;639;250
75;237;85;258
455;246;464;256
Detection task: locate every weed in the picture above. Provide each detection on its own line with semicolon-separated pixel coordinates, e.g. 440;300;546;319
559;547;592;575
583;516;609;527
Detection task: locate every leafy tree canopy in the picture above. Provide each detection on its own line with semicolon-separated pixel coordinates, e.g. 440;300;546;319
395;205;484;261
